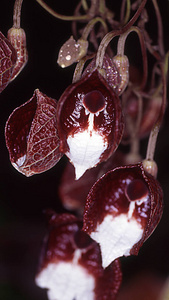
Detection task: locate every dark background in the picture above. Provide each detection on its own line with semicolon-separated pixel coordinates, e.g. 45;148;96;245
0;1;169;299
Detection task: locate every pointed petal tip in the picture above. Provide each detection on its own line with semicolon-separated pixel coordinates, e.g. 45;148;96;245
74;164;88;180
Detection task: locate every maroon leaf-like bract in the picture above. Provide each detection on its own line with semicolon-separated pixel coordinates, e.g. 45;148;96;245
0;31;17;93
5;89;63;176
35;211;122;300
57;68;124;179
83;163;163;267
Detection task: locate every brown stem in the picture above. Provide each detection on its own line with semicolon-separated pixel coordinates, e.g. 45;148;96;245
13;0;23;28
35;0;90;21
151;0;165;57
81;0;88;11
81;17;108;40
96;0;147;68
117;26;148;90
146;61;167;161
120;0;131;25
99;0;106;15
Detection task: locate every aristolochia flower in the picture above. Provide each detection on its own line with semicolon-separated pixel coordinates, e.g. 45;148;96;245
35;211;122;300
5;89;63;176
57;66;124;179
83;163;163;268
5;56;125;179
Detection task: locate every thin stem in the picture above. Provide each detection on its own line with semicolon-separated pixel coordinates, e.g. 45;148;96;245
124;0;131;24
72;0;87;38
35;0;90;21
81;17;108;40
99;0;106;15
89;0;99;17
151;0;165;57
13;0;23;28
81;0;88;11
117;26;148;90
72;54;95;83
96;0;147;68
120;0;131;25
72;58;86;83
146;61;167;161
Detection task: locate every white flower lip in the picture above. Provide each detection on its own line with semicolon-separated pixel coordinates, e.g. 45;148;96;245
35;250;95;300
90;211;144;268
66;113;107;179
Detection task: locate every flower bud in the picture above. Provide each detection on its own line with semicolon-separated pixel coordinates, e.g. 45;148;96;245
5;89;62;176
57;36;88;68
0;31;17;93
7;27;28;80
112;54;129;95
83;163;163;268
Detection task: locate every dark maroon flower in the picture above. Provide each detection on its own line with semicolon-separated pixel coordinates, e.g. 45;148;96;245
35;211;122;300
5;89;63;176
0;31;17;93
83;162;163;268
57;67;124;179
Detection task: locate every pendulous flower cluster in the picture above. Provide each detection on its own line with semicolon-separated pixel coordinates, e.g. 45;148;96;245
1;0;168;299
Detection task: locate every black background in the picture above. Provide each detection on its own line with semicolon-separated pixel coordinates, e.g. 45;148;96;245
0;1;169;299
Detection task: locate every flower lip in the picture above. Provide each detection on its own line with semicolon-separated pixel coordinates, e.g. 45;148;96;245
82;90;106;114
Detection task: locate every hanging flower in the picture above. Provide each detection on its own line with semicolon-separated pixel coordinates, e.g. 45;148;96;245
35;211;122;300
5;89;63;176
83;162;163;268
57;66;124;179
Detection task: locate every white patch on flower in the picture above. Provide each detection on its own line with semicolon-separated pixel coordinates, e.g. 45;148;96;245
66;113;107;179
90;213;143;268
35;250;95;300
12;154;26;171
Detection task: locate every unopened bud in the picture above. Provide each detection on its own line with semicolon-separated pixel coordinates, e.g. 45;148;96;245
112;54;129;95
7;27;28;80
57;36;88;68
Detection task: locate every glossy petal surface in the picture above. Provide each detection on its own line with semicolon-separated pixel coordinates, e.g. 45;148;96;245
36;211;122;300
57;69;124;178
5;89;62;176
83;163;163;266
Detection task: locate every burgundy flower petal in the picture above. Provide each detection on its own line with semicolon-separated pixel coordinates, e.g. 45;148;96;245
5;89;63;176
35;211;122;300
83;163;163;268
57;68;124;179
95;260;122;300
0;31;17;93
